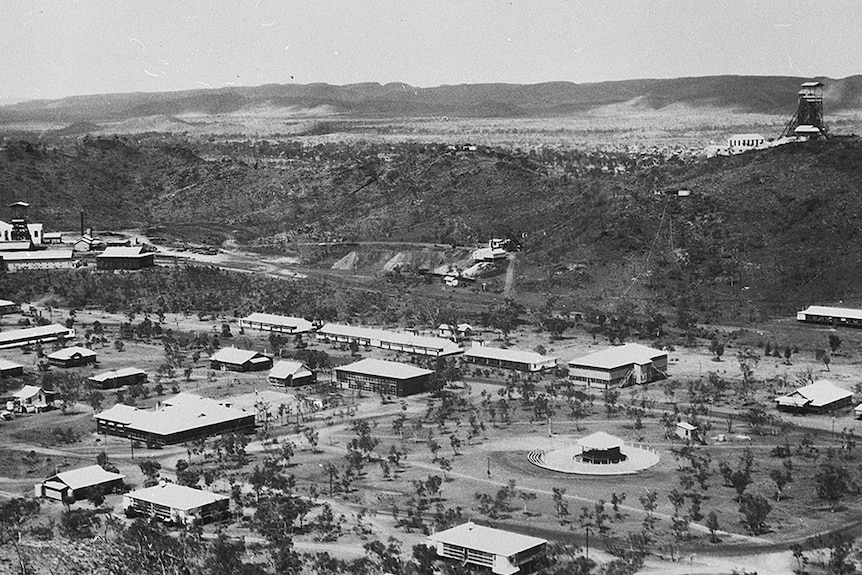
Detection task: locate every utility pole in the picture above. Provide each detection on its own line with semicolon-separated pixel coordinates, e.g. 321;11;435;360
585;526;590;561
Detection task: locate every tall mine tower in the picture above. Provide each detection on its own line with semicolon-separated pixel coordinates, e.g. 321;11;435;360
781;81;826;138
8;201;33;243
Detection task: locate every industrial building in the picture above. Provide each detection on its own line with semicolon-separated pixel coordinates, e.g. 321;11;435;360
464;344;558;372
796;305;862;328
94;392;255;446
335;358;434;397
0;324;75;349
775;380;853;414
317;323;463;358
47;346;97;368
0;249;75;271
96;246;155;270
36;465;125;502
0;202;43;247
567;343;667;389
427;522;547;575
209;347;273;372
123;482;230;525
238;313;313;334
268;360;315;388
87;367;148;390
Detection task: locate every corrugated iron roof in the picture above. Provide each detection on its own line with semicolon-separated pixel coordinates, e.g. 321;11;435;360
51;465;125;490
47;346;96;361
88;367;146;382
427;521;546;557
241;313;313;332
568;343;665;370
776;380;852;408
798;305;862;321
269;360;312;380
125;482;228;511
465;345;557;365
209;347;268;365
336;358;433;380
318;323;462;355
578;431;623;450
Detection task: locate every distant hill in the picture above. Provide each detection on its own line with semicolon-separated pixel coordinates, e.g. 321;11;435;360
2;75;862;125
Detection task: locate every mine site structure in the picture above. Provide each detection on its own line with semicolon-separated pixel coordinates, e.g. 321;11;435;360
781;80;827;139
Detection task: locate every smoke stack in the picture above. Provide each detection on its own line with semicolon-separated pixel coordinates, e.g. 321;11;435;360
80;211;84;236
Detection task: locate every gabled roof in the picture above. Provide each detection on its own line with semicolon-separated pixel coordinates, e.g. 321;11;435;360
50;464;124;490
97;246;149;258
13;385;43;400
336;358;433;380
465;345;557;365
798;305;862;320
0;358;23;371
47;346;96;361
318;323;462;356
125;482;228;511
95;392;251;436
269;360;312;380
209;347;268;365
775;380;852;408
0;323;70;344
241;313;313;332
578;431;623;450
568;343;666;369
676;421;697;431
0;250;73;262
427;522;546;557
88;367;146;382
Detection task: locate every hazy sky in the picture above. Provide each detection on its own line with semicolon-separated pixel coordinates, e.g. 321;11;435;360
1;0;859;102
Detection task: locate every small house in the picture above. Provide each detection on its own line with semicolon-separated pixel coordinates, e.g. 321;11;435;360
268;361;315;388
36;464;124;502
47;346;97;368
675;421;699;442
10;384;54;412
209;348;272;372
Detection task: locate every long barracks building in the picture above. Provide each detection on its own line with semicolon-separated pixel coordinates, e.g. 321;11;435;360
317;323;462;358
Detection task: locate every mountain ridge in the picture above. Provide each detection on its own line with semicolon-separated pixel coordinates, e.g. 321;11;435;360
3;75;861;124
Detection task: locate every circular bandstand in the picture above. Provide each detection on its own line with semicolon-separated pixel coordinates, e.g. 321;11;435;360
528;431;659;475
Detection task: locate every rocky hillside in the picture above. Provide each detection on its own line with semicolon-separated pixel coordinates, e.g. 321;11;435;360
1;135;861;320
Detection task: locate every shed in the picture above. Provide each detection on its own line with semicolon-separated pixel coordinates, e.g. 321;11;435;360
36;464;125;502
268;361;315;388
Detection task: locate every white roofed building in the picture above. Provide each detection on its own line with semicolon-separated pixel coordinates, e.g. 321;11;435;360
87;367;148;390
36;464;124;502
268;360;315;388
464;344;558;372
47;346;97;368
0;299;19;315
317;323;462;358
0;249;75;271
427;522;547;575
209;347;272;372
124;482;229;525
0;358;24;377
776;380;853;414
0;323;74;349
96;246;155;270
335;358;434;397
796;305;862;328
94;392;256;446
239;313;313;335
567;343;667;389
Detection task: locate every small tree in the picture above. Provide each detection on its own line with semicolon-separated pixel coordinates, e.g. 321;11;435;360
814;451;848;510
706;510;721;543
709;338;725;361
815;348;831;372
738;493;771;535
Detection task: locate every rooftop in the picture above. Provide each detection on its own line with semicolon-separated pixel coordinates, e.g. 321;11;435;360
88;367;146;382
97;246;150;258
0;323;70;345
13;385;43;400
336;358;434;380
568;343;665;369
241;313;313;332
95;392;252;436
209;347;269;365
465;345;557;365
319;323;463;355
47;346;97;361
125;482;228;511
427;522;546;557
578;431;624;450
0;250;73;262
50;464;124;490
798;305;862;321
776;380;852;408
269;360;312;380
0;358;23;371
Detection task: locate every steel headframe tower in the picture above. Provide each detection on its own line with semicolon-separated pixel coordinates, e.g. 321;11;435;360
8;201;32;243
780;81;827;139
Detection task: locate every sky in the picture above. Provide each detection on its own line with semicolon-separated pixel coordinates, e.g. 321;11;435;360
1;0;859;102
